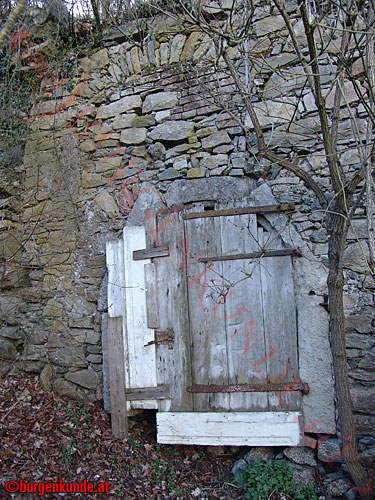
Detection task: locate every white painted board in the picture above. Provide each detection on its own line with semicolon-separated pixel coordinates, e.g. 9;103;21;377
123;226;157;409
157;411;303;446
106;239;125;318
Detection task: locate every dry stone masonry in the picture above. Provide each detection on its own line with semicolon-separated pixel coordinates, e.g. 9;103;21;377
1;1;374;466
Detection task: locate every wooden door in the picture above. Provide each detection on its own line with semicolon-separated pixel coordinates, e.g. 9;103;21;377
149;201;301;414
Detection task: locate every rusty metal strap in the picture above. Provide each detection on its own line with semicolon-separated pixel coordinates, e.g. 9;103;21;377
145;328;174;349
187;382;309;395
198;248;302;263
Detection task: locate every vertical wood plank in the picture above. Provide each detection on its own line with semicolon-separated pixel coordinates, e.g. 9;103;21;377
145;263;159;329
123;226;157;409
259;228;301;412
184;204;230;411
219;206;268;411
107;316;128;439
106;239;130;410
155;211;192;411
106;239;126;318
145;209;158;248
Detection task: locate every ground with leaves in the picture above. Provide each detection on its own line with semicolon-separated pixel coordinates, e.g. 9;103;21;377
0;373;242;499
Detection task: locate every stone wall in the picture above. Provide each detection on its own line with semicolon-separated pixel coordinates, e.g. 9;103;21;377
1;2;374;457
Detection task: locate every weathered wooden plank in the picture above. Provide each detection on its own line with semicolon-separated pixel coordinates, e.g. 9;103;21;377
157;411;303;446
106;239;130;410
133;246;169;261
182;203;295;220
145;263;159;329
145;209;158;248
107;316;128;439
126;385;171;400
154;211;192;412
258;228;301;412
184;204;230;411
106;239;125;318
198;248;302;263
218;207;268;411
123;226;157;410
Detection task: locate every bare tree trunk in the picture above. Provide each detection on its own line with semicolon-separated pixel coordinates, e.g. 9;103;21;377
328;212;372;500
90;0;102;32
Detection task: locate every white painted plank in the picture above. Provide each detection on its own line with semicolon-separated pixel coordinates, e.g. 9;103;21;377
106;239;125;318
106;239;130;410
157;411;303;446
123;226;157;409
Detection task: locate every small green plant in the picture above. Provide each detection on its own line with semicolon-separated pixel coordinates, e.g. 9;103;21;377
59;441;77;465
234;459;319;500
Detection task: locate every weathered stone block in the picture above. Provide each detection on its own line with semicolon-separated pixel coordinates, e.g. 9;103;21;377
95;156;122;173
254;15;285;36
351;385;375;414
173;156;188;170
318;438;342;463
52;378;96;403
143;92;178;113
155;110;171;123
0;337;17;360
82;172;105;189
86;331;101;344
201;154;228;169
148;142;166;161
80;139;96;153
201;130;231;149
358;347;375;370
113;113;137;129
80;48;109;71
180;32;202;61
97;95;142;119
355;414;375;435
0;326;21;340
49;346;86;368
283;447;317;467
344;242;371;274
164;177;254;206
187;167;205;178
120;127;147;145
86;354;103;363
196;126;218;138
132;115;156;127
94;191;119;218
65;368;98;389
169;34;186;63
245;100;297;130
40;364;55;391
158;168;182;180
130;46;141;73
346;332;373;349
44;298;63;317
149;120;194;142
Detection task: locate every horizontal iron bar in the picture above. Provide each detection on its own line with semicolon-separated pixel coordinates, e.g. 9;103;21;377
198;248;302;263
126;385;171;401
133;245;169;261
187;382;309;395
182;203;295;220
